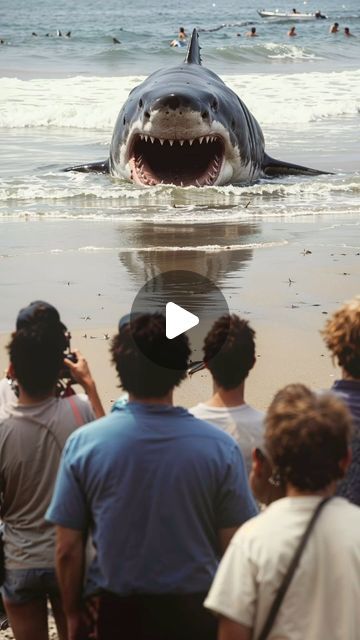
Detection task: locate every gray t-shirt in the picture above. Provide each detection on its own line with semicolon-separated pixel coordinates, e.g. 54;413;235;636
190;403;264;474
0;395;95;569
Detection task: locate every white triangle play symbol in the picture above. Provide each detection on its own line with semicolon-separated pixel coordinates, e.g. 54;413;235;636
166;302;199;339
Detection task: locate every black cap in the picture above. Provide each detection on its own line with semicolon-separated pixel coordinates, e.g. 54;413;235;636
16;300;66;331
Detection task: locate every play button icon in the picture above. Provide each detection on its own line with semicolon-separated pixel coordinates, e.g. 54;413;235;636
166;302;199;339
129;270;229;370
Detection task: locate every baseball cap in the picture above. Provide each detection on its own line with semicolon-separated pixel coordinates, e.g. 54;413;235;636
16;300;66;332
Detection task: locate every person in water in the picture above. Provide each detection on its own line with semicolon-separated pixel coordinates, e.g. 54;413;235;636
170;26;187;48
246;27;258;37
330;22;339;33
344;26;354;37
288;26;297;36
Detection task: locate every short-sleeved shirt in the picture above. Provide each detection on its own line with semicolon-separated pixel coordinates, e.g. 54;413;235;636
46;402;258;596
205;496;360;640
190;403;264;474
0;395;95;569
0;378;16;406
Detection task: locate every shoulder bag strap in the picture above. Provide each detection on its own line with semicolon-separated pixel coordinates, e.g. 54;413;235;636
257;496;332;640
67;395;85;427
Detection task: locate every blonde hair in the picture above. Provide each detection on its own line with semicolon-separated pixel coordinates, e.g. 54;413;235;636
321;296;360;378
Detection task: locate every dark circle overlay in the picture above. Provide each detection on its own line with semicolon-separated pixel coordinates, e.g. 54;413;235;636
129;270;229;371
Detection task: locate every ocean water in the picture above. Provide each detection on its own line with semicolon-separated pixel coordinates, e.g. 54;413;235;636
0;0;359;331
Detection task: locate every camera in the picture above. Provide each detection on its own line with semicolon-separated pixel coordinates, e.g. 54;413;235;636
61;352;78;380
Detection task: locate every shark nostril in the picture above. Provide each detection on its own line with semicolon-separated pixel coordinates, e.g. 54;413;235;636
144;111;150;119
201;110;209;120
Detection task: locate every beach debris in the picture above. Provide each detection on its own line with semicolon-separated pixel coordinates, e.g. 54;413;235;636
82;334;87;338
104;333;110;340
80;315;91;320
322;311;328;314
245;201;251;208
291;304;299;308
288;277;295;285
342;272;350;276
301;249;312;255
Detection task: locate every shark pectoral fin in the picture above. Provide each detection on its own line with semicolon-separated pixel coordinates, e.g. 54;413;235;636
63;160;109;174
262;154;331;177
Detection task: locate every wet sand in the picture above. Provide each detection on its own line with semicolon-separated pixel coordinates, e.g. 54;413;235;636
1;213;358;409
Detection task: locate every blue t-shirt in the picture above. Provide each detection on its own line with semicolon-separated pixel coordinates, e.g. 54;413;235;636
46;402;257;596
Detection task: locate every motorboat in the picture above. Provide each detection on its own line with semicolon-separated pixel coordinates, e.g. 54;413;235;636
257;9;327;20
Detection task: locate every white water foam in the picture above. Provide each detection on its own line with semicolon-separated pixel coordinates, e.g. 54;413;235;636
1;69;359;129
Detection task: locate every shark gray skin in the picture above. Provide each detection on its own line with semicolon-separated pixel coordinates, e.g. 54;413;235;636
65;29;326;187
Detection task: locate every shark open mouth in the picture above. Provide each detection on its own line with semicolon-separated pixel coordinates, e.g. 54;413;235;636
129;134;224;187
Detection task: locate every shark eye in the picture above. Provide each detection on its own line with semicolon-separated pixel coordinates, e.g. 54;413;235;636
211;98;218;112
123;116;126;125
138;99;143;108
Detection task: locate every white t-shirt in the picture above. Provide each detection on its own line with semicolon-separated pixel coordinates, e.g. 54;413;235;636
0;377;16;406
205;496;360;640
190;403;264;474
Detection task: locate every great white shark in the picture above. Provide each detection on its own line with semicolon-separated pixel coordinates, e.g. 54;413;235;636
65;29;326;186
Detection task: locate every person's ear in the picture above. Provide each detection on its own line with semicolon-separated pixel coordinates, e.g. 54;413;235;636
251;448;263;476
339;447;352;477
7;362;16;380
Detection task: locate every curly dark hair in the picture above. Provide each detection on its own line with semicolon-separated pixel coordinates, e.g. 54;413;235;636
8;303;69;397
111;313;191;398
203;314;256;390
265;384;353;491
321;296;360;378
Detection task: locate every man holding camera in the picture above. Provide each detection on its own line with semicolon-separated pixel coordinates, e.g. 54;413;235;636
0;300;104;640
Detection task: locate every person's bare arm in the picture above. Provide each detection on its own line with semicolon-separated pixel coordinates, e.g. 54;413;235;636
217;527;238;555
64;350;105;418
218;615;252;640
55;526;86;638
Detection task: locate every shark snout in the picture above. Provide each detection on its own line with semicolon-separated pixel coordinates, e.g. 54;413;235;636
142;91;214;125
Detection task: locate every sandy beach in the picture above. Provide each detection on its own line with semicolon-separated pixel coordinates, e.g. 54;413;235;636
1;214;357;411
0;214;357;640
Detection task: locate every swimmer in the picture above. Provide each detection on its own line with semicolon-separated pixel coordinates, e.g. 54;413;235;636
330;22;339;33
246;27;258;37
178;27;187;41
112;36;121;44
344;26;354;36
288;26;297;36
292;7;298;13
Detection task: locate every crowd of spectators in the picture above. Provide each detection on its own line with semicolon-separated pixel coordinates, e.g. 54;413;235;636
0;295;359;640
